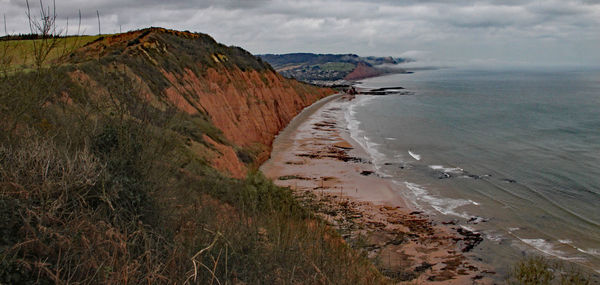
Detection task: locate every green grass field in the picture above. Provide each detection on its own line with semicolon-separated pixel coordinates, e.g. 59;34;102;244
315;62;356;72
1;35;101;70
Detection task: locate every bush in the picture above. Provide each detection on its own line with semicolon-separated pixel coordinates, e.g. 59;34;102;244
508;256;591;285
0;15;385;283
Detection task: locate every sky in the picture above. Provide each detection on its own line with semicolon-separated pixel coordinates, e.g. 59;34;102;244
2;0;599;67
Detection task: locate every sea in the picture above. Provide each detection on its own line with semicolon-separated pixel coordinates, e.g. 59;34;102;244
345;67;600;276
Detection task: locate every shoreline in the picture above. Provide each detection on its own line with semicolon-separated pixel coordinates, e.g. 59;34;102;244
261;93;495;283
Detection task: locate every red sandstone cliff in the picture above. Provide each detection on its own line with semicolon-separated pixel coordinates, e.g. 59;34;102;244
344;62;383;81
68;28;334;178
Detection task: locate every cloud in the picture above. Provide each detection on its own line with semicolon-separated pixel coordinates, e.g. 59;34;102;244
1;0;598;66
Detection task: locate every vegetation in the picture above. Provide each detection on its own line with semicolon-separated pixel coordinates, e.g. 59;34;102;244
0;5;383;284
508;256;592;285
0;35;100;70
317;62;356;73
2;3;595;284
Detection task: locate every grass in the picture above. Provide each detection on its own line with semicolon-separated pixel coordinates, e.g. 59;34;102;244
0;108;385;284
3;23;599;284
1;35;101;70
316;62;356;73
0;27;385;284
508;256;592;285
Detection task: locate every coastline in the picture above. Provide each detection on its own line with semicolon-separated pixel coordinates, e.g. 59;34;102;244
261;93;495;283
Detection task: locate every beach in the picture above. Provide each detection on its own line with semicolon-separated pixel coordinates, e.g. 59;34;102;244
261;93;496;283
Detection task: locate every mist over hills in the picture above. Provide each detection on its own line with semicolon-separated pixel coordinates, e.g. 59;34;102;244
258;53;412;84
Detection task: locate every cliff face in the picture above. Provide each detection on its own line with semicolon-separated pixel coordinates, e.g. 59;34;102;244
344;62;383;81
67;28;334;177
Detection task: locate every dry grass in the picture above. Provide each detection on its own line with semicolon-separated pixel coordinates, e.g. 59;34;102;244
508;256;592;285
0;6;388;282
0;126;385;284
0;36;101;71
0;44;385;285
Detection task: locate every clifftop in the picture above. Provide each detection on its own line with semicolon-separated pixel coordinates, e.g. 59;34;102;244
0;26;377;284
71;27;271;72
64;27;334;177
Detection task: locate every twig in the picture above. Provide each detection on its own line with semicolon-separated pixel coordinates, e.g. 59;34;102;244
198;263;222;285
209;248;222;285
96;10;100;35
187;231;221;283
310;260;332;284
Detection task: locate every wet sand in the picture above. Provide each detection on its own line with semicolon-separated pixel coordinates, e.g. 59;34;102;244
261;94;496;283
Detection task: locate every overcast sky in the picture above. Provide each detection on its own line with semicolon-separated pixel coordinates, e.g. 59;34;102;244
2;0;599;67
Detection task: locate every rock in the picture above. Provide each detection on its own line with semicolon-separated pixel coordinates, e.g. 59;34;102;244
467;216;488;224
456;228;483;252
438;172;452;179
333;141;353;149
414;262;433;272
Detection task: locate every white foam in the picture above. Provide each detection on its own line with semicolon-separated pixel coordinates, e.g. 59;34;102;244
520;238;560;255
516;237;582;261
408;150;421;161
576;247;600;257
485;231;504;243
402;181;473;219
344;96;388;173
429;165;463;173
385;137;397;141
508;227;520;232
469;200;480;206
559;239;573;244
461;225;477;232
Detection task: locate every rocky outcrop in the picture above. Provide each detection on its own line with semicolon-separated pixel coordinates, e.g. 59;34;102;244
68;28;335;177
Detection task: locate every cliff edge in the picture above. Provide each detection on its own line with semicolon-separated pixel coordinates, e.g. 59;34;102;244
68;27;334;177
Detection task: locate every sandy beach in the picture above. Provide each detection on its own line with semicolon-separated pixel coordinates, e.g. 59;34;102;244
261;93;496;283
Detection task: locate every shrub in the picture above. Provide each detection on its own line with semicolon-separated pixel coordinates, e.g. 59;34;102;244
508;256;591;285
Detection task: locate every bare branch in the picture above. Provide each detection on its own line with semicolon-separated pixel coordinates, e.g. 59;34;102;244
96;10;100;35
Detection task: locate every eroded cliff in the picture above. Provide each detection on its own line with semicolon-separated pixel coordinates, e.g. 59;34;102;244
344;62;383;81
67;28;334;177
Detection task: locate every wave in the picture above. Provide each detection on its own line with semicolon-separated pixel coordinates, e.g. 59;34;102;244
461;225;477;232
576;247;600;257
344;96;389;172
408;150;421;161
557;240;600;257
401;181;478;219
484;231;505;243
515;237;583;261
429;165;463;173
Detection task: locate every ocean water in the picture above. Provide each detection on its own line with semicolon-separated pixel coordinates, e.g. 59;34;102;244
346;67;600;275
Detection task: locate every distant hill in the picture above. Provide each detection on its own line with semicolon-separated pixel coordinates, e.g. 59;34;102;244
258;53;411;84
